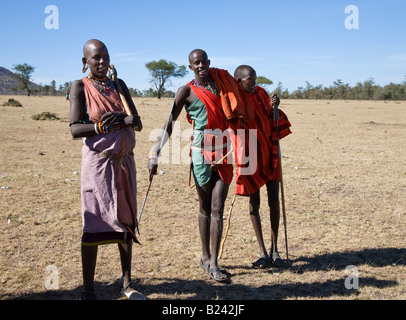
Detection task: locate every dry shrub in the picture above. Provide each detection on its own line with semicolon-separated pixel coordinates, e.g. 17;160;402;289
2;98;22;107
31;112;60;120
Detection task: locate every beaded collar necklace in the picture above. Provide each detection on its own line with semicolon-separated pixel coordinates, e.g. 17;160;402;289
192;79;217;95
87;72;114;95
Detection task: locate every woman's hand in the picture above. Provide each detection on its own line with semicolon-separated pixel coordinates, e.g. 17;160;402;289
100;111;143;131
100;111;126;127
124;114;143;132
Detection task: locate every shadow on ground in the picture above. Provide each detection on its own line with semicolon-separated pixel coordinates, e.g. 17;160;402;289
4;247;404;300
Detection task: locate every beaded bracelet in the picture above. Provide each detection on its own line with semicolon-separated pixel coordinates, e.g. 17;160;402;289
95;121;122;135
148;152;157;160
98;122;105;134
94;122;107;134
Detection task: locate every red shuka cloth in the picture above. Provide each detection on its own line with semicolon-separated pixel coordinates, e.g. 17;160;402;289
185;68;255;186
233;86;291;196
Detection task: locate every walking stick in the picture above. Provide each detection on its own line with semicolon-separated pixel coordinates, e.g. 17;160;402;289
219;193;237;258
119;102;174;287
135;178;153;235
108;65;143;245
189;120;195;187
109;65;132;116
273;102;290;264
136;103;176;234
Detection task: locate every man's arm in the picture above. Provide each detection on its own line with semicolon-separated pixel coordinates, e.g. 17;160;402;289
147;85;192;177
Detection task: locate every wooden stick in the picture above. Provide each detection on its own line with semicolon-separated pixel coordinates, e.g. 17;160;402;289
278;153;289;263
109;65;132;116
217;149;233;164
136;178;153;236
219;193;237;258
189;120;195;187
273;103;289;264
190;149;233;189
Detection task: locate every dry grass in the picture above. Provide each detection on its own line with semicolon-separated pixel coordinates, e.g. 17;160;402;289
0;96;405;300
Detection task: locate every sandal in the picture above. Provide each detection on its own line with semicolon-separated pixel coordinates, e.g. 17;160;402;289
252;256;270;269
120;282;146;300
200;259;210;273
271;252;288;267
208;267;229;283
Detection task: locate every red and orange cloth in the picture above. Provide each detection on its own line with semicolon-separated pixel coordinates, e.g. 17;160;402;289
209;68;255;127
185;68;257;186
233;86;291;196
185;68;291;195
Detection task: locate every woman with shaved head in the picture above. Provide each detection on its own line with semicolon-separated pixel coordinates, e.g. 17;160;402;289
69;39;144;300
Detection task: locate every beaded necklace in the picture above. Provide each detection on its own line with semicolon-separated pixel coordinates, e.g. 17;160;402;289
87;72;114;95
192;79;217;95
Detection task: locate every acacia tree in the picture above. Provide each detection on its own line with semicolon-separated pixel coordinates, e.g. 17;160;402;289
12;63;35;96
256;76;273;91
145;59;187;99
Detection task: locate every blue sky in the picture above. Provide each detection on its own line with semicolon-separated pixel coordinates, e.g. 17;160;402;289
1;0;405;93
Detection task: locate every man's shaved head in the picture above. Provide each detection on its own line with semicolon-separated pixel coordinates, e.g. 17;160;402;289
234;65;255;80
188;49;208;64
188;49;211;82
234;65;257;93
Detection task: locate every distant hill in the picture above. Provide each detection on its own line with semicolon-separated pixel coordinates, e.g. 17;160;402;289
0;66;40;95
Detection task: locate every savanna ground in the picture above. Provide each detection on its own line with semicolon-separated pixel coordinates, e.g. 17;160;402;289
0;95;405;301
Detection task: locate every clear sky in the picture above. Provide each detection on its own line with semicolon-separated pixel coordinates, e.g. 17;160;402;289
1;0;405;93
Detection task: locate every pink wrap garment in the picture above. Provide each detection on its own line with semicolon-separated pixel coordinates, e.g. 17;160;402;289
81;77;137;243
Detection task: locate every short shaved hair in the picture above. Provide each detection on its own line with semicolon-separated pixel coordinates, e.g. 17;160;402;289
234;65;255;80
83;39;108;57
188;49;208;63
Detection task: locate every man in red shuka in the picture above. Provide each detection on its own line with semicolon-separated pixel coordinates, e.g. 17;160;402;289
148;49;253;283
234;65;291;268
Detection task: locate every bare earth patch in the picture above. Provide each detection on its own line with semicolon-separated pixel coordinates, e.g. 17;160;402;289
0;96;405;300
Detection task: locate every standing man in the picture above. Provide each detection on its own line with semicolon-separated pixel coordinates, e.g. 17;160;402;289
234;65;291;268
148;49;251;283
